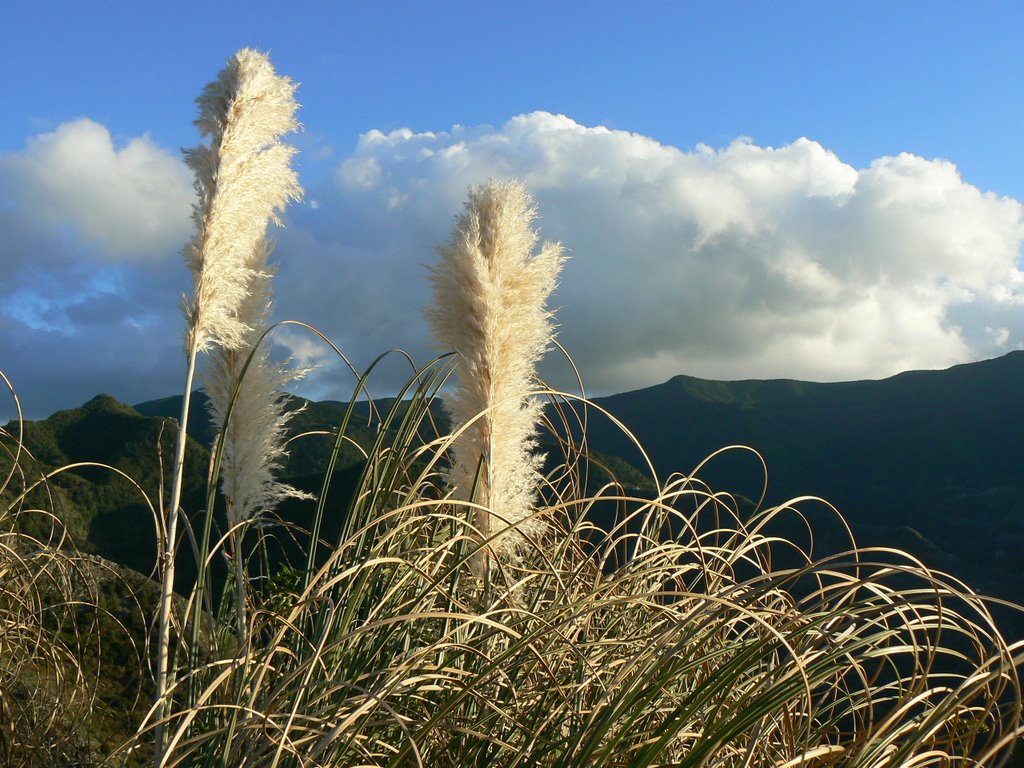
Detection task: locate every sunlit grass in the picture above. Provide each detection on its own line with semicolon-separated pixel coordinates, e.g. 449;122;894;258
93;348;1023;767
0;372;150;766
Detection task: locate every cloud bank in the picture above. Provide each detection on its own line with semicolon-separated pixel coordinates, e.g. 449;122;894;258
2;112;1023;418
293;112;1024;395
0;118;193;259
0;119;195;417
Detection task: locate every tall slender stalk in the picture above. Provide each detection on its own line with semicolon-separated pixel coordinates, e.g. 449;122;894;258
154;48;301;760
154;344;197;756
426;179;565;560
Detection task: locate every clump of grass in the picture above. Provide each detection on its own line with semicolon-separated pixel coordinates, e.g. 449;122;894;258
0;372;143;766
119;355;1024;766
123;66;1024;755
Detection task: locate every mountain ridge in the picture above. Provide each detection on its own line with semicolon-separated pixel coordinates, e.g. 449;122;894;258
5;351;1023;630
583;350;1024;610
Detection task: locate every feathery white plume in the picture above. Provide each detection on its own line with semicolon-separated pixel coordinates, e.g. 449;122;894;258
182;48;309;526
427;179;566;557
202;244;313;528
183;48;302;354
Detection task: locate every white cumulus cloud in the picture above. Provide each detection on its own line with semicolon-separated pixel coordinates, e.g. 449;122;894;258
4;112;1024;418
0;118;193;260
0;119;195;418
282;112;1024;396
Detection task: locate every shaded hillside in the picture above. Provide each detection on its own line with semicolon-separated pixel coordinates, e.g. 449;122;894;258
133;391;434;478
3;393;391;586
7;353;1023;629
585;351;1024;607
2;395;208;579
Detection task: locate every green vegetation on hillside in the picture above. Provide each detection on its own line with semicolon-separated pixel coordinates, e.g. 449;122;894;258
587;351;1024;610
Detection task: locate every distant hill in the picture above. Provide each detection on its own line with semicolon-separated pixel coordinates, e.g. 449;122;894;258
583;350;1024;611
5;352;1023;631
2;394;209;579
133;390;384;477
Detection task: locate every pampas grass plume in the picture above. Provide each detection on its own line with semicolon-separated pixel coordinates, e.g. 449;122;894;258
184;48;302;354
184;46;309;528
427;179;565;556
202;244;312;528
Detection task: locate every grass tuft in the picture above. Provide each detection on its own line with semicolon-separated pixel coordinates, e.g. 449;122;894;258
110;358;1024;766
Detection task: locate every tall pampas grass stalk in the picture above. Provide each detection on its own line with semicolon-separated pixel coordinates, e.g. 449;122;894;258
427;179;565;562
155;48;301;757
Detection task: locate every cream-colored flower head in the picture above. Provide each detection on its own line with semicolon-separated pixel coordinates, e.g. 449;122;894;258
183;48;302;354
202;244;313;527
181;49;309;526
427;179;566;557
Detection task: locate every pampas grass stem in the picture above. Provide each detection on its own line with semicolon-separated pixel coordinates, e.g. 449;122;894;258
155;48;302;759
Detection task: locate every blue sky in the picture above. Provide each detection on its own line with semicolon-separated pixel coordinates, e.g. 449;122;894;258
3;1;1024;418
